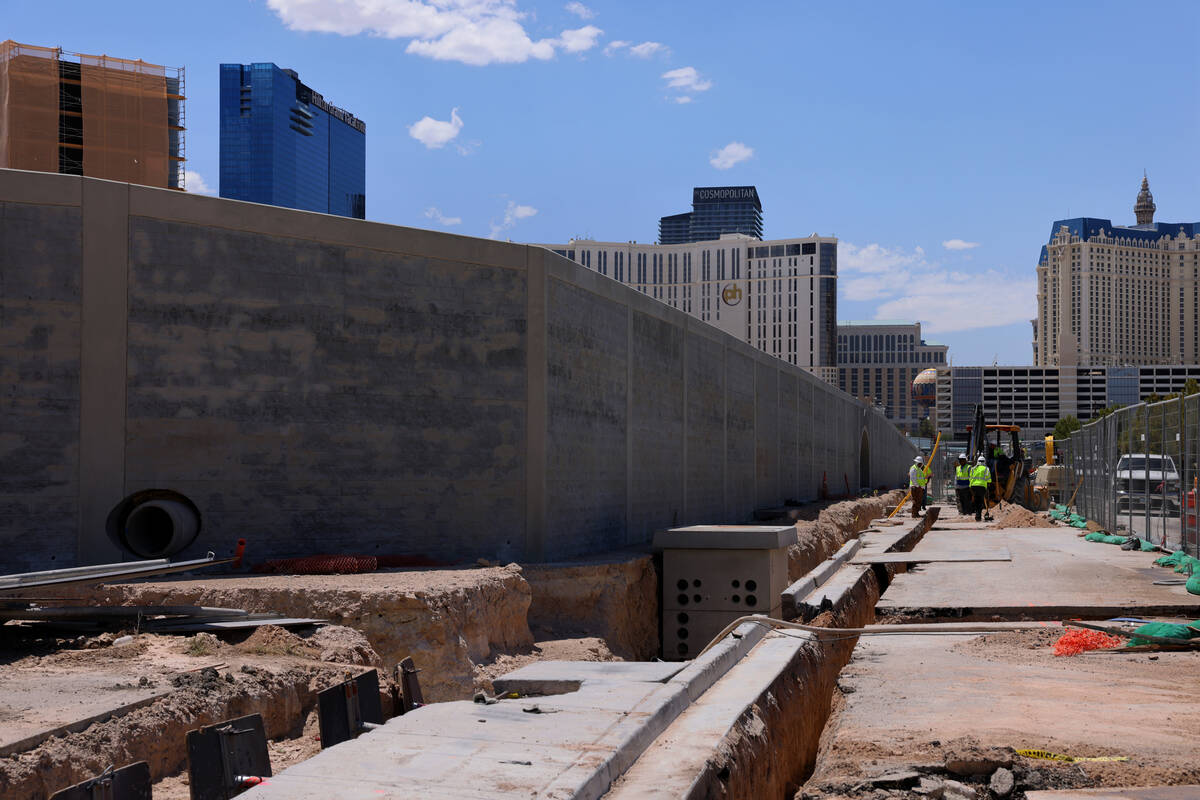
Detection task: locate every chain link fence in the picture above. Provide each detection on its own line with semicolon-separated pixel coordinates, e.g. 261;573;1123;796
1058;395;1200;557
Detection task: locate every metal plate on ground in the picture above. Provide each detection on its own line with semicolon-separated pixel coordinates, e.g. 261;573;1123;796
317;670;383;749
49;761;151;800
851;549;1011;564
186;713;271;800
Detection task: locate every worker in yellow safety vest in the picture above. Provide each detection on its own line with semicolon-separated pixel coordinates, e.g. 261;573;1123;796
908;455;928;518
954;454;971;515
969;455;993;522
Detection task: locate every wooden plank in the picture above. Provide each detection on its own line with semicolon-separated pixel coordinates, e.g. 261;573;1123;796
1026;788;1200;800
851;549;1011;565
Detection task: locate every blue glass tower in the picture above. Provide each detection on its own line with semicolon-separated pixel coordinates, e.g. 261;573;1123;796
219;63;365;219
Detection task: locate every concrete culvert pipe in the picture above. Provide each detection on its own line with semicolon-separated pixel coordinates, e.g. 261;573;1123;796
121;498;201;558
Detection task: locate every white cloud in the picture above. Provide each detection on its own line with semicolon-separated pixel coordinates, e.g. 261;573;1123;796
267;0;601;66
709;141;754;170
629;41;667;58
184;170;215;195
565;1;594;19
840;242;1035;334
874;271;1036;334
603;40;630;55
840;243;925;274
672;95;693;104
424;207;462;226
408;108;464;149
943;239;980;251
489;200;538;239
553;24;603;53
662;66;712;92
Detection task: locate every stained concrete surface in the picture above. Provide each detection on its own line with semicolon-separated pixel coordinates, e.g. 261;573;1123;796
876;525;1200;619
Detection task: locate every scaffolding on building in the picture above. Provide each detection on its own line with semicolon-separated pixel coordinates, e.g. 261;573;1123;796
0;40;185;190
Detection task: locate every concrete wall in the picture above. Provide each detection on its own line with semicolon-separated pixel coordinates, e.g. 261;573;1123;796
0;169;917;570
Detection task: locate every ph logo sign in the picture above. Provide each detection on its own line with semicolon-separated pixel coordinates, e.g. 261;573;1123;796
721;284;743;306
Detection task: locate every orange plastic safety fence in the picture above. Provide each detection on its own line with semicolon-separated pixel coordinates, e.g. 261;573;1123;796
1052;628;1123;657
252;554;444;575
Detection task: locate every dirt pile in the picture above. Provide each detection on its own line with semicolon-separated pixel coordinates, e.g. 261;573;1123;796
788;492;905;581
472;637;620;694
989;503;1051;529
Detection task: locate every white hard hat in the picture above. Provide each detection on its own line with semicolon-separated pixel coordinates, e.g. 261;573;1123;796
914;456;924;464
977;455;987;463
957;454;967;460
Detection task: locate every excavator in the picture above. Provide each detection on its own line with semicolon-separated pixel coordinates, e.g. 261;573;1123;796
965;405;1049;511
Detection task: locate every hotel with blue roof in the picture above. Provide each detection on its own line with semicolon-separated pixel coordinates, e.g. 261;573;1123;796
1034;176;1200;367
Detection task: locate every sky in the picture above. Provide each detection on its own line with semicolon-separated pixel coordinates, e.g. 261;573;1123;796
7;0;1199;365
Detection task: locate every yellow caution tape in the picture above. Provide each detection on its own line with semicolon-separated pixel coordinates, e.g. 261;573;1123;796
1017;748;1129;763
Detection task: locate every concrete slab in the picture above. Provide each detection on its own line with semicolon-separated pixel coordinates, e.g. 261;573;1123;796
876;527;1200;619
850;548;1011;564
653;525;798;550
0;671;169;757
243;624;771;800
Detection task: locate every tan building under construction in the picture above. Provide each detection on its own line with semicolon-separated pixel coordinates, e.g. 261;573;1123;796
0;40;185;189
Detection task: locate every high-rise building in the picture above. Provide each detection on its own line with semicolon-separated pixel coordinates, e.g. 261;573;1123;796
658;186;764;244
219;63;365;219
1034;176;1199;366
539;232;837;378
0;40;185;189
836;321;948;431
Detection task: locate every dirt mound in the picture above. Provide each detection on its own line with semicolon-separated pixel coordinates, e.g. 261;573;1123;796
304;625;381;666
236;625;319;658
989;504;1050;529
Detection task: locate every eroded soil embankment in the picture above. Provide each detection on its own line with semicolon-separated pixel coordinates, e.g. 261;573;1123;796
787;491;905;581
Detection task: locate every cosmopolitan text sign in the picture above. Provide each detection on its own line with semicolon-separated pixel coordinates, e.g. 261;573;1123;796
693;186;760;207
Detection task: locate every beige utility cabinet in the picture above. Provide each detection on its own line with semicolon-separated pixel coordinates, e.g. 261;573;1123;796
654;524;798;660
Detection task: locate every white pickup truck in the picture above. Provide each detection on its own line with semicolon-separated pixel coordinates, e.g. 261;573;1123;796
1115;453;1181;514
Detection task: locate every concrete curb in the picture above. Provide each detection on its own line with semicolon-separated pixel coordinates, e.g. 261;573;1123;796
781;538;863;620
668;621;769;702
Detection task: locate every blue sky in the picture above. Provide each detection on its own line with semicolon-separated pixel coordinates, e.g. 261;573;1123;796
8;0;1198;364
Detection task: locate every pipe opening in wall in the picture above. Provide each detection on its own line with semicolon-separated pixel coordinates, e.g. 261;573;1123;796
106;490;202;559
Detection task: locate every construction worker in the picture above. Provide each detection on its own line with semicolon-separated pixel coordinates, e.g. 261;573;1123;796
954;454;971;515
909;455;928;518
920;459;933;510
969;455;992;521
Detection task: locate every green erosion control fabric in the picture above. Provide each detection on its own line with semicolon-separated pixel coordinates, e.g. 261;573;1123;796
1155;550;1188;567
1083;532;1126;544
1127;620;1200;646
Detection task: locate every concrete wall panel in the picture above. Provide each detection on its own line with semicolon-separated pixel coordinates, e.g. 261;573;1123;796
0;170;917;570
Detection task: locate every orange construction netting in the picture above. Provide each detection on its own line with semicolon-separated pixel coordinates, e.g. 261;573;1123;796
252;554;446;575
0;40;60;172
79;53;168;186
1052;628;1123;657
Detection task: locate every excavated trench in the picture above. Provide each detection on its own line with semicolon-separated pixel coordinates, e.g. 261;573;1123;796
3;493;908;799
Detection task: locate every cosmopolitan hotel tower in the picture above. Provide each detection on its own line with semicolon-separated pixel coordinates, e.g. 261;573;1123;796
1034;176;1200;366
0;40;185;189
219;63;366;219
659;186;764;244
